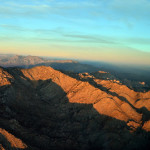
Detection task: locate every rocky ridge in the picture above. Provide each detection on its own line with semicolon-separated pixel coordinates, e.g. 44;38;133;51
0;66;150;150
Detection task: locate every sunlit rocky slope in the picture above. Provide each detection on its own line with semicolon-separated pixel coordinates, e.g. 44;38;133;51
0;66;150;150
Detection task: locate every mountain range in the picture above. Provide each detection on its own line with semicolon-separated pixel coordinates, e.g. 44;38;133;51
0;54;99;73
0;65;150;149
0;54;149;92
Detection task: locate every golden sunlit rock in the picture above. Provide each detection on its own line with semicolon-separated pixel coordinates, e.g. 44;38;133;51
0;65;150;149
0;128;27;149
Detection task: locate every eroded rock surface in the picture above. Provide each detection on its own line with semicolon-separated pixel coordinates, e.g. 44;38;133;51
0;66;150;150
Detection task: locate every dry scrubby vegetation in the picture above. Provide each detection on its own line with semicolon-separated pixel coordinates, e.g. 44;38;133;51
0;66;150;149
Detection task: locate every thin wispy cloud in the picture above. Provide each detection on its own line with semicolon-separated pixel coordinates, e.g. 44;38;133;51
0;24;114;44
63;34;116;44
1;23;150;48
0;0;150;63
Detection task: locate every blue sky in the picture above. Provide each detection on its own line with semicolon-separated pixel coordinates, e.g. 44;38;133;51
0;0;150;65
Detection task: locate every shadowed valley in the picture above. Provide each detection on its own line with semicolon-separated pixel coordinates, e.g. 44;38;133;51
0;66;150;149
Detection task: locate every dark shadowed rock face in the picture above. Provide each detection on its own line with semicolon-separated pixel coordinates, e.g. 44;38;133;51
0;66;150;150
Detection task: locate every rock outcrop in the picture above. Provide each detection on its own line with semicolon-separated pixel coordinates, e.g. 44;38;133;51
0;66;150;150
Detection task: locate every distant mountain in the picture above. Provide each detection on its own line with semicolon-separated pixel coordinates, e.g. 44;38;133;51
0;54;100;73
0;66;150;149
0;54;75;67
0;54;149;91
0;55;44;67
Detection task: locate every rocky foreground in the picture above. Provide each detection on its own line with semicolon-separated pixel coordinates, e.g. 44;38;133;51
0;66;150;150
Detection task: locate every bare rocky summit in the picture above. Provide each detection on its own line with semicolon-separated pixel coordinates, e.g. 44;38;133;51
0;66;150;150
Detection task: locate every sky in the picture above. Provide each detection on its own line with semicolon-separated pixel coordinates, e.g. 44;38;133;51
0;0;150;65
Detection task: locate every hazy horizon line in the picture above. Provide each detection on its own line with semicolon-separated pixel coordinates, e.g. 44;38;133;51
0;52;150;68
